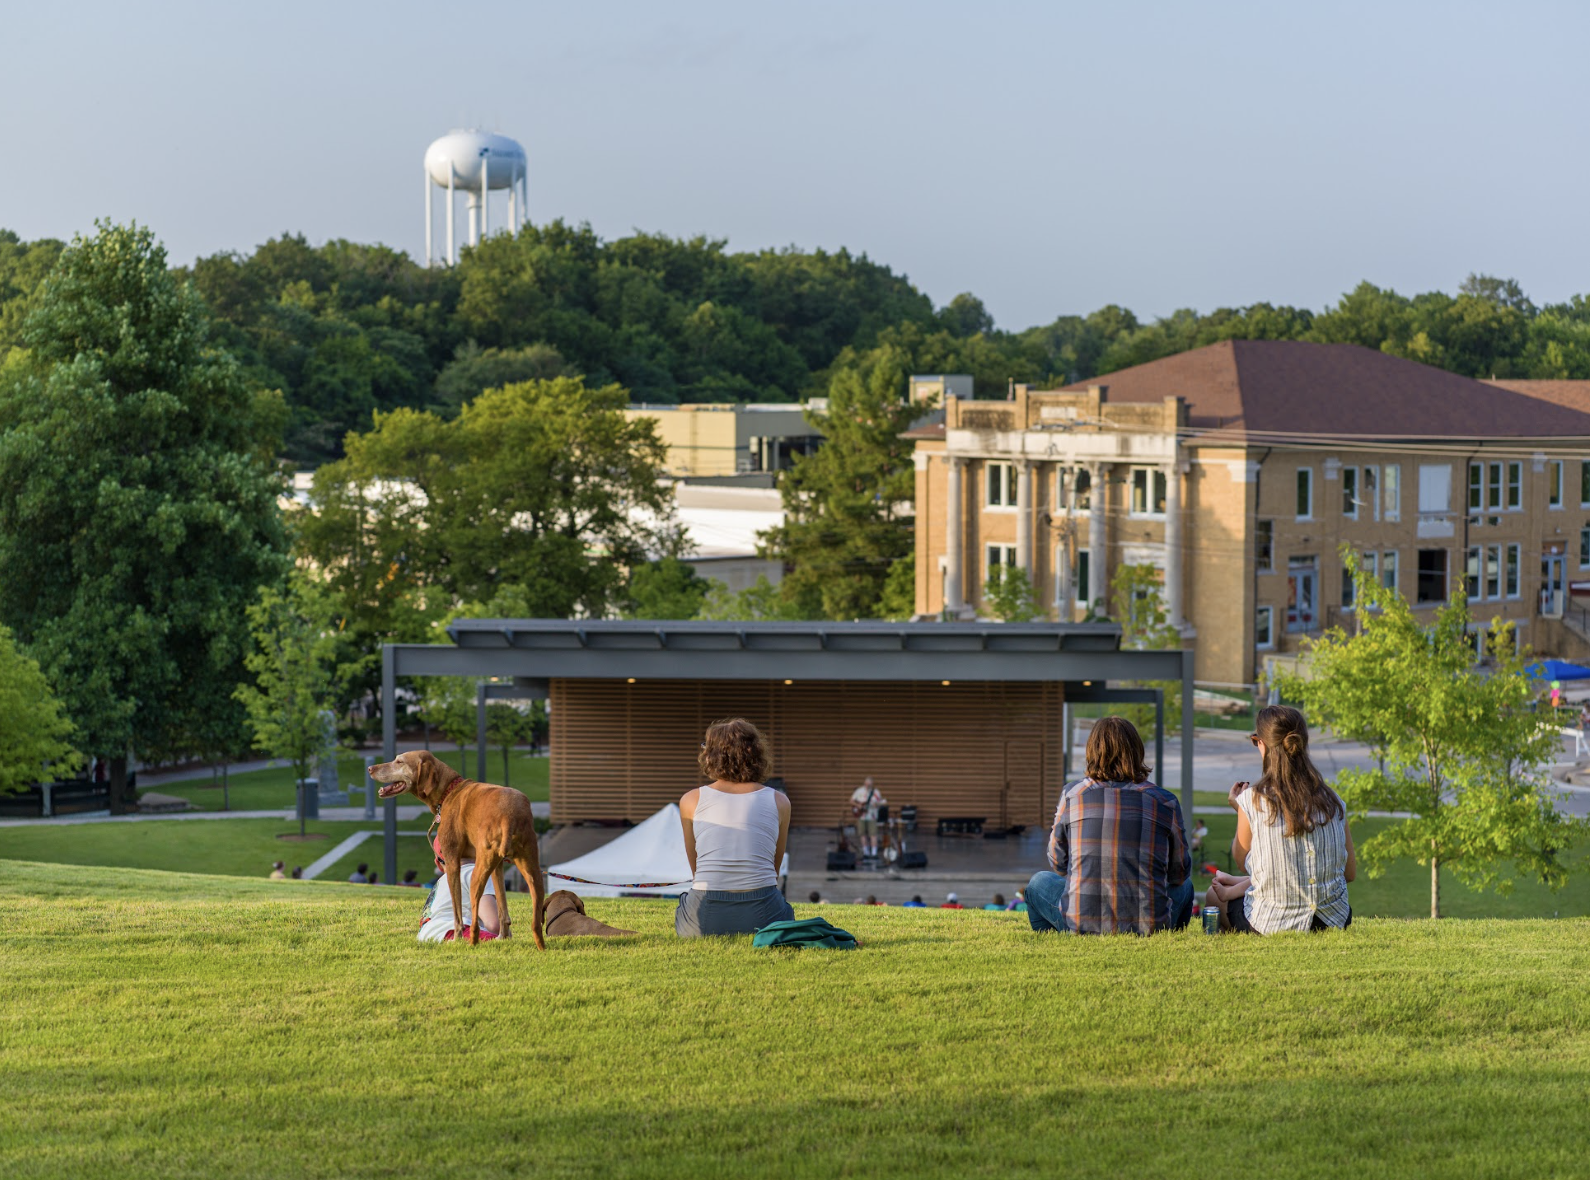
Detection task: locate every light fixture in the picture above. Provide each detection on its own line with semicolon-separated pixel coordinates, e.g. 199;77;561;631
941;680;951;686
626;677;636;684
783;679;794;685
1082;680;1092;686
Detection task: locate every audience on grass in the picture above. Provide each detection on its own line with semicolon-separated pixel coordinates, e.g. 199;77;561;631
903;895;926;908
290;866;302;879
368;872;379;886
268;860;285;880
402;870;420;887
941;893;964;909
808;890;826;904
675;718;795;938
348;863;369;884
1005;891;1027;913
1202;705;1354;934
1026;715;1194;936
983;893;1006;911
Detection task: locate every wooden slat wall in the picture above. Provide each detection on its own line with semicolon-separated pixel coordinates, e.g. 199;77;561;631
550;679;1065;827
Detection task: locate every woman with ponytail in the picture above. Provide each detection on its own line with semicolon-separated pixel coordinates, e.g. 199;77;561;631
1204;705;1355;933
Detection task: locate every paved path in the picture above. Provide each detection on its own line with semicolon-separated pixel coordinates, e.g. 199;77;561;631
0;802;549;829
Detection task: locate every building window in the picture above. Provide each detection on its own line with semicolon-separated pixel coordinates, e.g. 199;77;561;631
1297;468;1314;520
1287;556;1318;632
1418;465;1452;514
1467;463;1483;513
1074;468;1092;512
1505;543;1520;598
1362;466;1379;521
1581;461;1590;507
1507;461;1522;510
1384;464;1401;520
1549;460;1563;508
1130;467;1167;515
1382;550;1399;594
1486;462;1502;511
1417;549;1448;603
986;462;1015;507
1255;606;1274;650
1256;520;1274;573
1486;544;1501;599
1580;526;1590;569
1342;560;1356;610
1343;466;1358;518
985;544;1016;580
1466;546;1482;602
1075;549;1091;605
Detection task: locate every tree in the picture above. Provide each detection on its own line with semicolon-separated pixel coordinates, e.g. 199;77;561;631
696;576;813;622
1106;564;1184;737
1287;550;1587;918
877;554;917;621
0;222;289;812
486;698;541;787
982;565;1041;622
433;340;571;414
235;577;338;837
0;624;82;794
623;558;711;620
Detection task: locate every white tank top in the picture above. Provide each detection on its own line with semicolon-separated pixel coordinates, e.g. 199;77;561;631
691;785;780;891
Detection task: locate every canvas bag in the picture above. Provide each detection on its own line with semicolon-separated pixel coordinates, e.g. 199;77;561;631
751;917;858;950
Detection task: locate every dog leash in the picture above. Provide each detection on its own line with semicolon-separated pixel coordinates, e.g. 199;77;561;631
426;775;466;845
546;871;691;889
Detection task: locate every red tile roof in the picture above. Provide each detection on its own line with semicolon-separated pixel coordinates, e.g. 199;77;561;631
1059;340;1590;438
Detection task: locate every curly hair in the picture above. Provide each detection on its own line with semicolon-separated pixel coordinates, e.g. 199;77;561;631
699;717;770;784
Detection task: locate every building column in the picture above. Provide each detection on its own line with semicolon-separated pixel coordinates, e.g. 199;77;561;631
1164;455;1184;631
1015;459;1033;572
1088;462;1108;614
944;457;965;615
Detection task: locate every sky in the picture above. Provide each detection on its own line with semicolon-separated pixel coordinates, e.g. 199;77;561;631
4;1;1588;331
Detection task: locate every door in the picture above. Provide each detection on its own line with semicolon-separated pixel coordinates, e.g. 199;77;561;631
1542;555;1566;617
1287;566;1318;632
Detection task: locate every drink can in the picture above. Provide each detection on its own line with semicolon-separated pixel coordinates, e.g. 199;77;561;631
1201;905;1220;934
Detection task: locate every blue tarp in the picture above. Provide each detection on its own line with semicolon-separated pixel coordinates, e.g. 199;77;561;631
1526;659;1590;681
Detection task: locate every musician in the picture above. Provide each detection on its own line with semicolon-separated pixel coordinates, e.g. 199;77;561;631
849;776;887;860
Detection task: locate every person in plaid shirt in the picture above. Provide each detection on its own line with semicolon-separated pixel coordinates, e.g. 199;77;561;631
1026;716;1194;935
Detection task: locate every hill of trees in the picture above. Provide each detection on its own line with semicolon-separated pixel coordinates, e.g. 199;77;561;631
6;225;1590;469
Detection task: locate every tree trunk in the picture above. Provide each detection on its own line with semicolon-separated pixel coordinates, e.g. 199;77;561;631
109;756;129;815
222;762;230;812
1431;849;1440;920
502;744;510;788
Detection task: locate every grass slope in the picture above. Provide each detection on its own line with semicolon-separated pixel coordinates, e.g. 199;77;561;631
3;860;1588;1180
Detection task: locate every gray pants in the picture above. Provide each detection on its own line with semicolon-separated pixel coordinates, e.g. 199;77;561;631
675;885;794;938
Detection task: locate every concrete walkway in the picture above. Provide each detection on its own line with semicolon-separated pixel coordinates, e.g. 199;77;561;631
0;802;549;829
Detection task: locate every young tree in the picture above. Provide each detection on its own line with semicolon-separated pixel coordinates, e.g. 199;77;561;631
486;698;540;788
0;624;82;794
0;222;289;811
982;565;1041;622
696;576;814;622
235;577;338;837
623;557;711;620
1288;550;1587;918
1107;564;1183;736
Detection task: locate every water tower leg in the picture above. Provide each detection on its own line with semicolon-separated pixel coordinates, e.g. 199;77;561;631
425;168;433;267
522;172;530;229
508;185;516;234
481;156;489;240
447;168;456;265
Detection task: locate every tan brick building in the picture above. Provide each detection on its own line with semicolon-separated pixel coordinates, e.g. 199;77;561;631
910;340;1590;684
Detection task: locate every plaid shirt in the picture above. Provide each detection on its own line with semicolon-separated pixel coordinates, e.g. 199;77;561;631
1048;777;1190;935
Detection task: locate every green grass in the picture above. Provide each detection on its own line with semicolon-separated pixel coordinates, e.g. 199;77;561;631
0;817;430;880
3;859;1589;1179
151;748;549;811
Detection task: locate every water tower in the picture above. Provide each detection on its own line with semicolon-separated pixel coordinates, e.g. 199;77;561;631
424;130;528;266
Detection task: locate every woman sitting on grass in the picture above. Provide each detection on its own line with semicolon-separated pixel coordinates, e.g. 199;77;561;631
676;718;794;938
1204;704;1355;933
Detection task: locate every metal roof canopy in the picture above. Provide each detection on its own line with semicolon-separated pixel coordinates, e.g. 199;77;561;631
378;620;1195;882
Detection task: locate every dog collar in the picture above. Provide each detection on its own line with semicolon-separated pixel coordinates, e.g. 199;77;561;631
427;775;467;847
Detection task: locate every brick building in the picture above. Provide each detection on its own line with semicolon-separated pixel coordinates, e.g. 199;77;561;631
910;340;1590;684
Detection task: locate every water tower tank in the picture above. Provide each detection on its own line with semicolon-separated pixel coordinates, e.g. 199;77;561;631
425;130;526;192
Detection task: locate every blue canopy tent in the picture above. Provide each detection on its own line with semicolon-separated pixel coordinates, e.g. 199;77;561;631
1526;659;1590;681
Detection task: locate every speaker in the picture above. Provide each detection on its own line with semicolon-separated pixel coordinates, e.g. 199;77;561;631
901;851;928;869
827;850;857;872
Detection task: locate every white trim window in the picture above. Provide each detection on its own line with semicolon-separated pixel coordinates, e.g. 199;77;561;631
1381;550;1399;595
1255;520;1274;573
985;544;1017;581
1507;461;1522;510
1580;526;1590;570
1466;546;1482;602
1344;551;1379;612
1485;544;1501;600
1549;460;1564;509
1384;464;1401;521
1505;543;1520;598
1487;462;1503;512
1467;462;1483;513
986;462;1015;508
1296;468;1314;520
1418;465;1452;514
1580;461;1590;508
1342;466;1359;519
1129;466;1167;516
1362;466;1379;521
1255;605;1275;650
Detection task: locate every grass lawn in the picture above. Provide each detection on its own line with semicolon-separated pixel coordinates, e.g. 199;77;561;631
152;748;549;811
3;859;1588;1179
0;817;431;880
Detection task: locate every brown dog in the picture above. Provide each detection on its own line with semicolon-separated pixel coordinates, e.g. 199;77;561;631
543;890;635;938
369;750;545;949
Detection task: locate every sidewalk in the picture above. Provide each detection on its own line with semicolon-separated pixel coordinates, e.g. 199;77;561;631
0;802;549;829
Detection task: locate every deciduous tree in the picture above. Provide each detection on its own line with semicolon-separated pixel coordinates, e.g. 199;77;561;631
0;624;81;794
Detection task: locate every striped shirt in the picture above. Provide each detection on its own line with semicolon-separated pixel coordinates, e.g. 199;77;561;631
1236;786;1351;933
1048;777;1190;935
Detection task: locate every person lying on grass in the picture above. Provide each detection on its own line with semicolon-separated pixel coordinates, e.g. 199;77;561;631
417;839;504;942
1202;705;1355;934
1026;715;1195;935
676;717;794;938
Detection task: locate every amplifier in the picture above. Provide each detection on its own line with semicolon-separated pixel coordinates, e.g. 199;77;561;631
901;851;928;869
826;850;857;872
